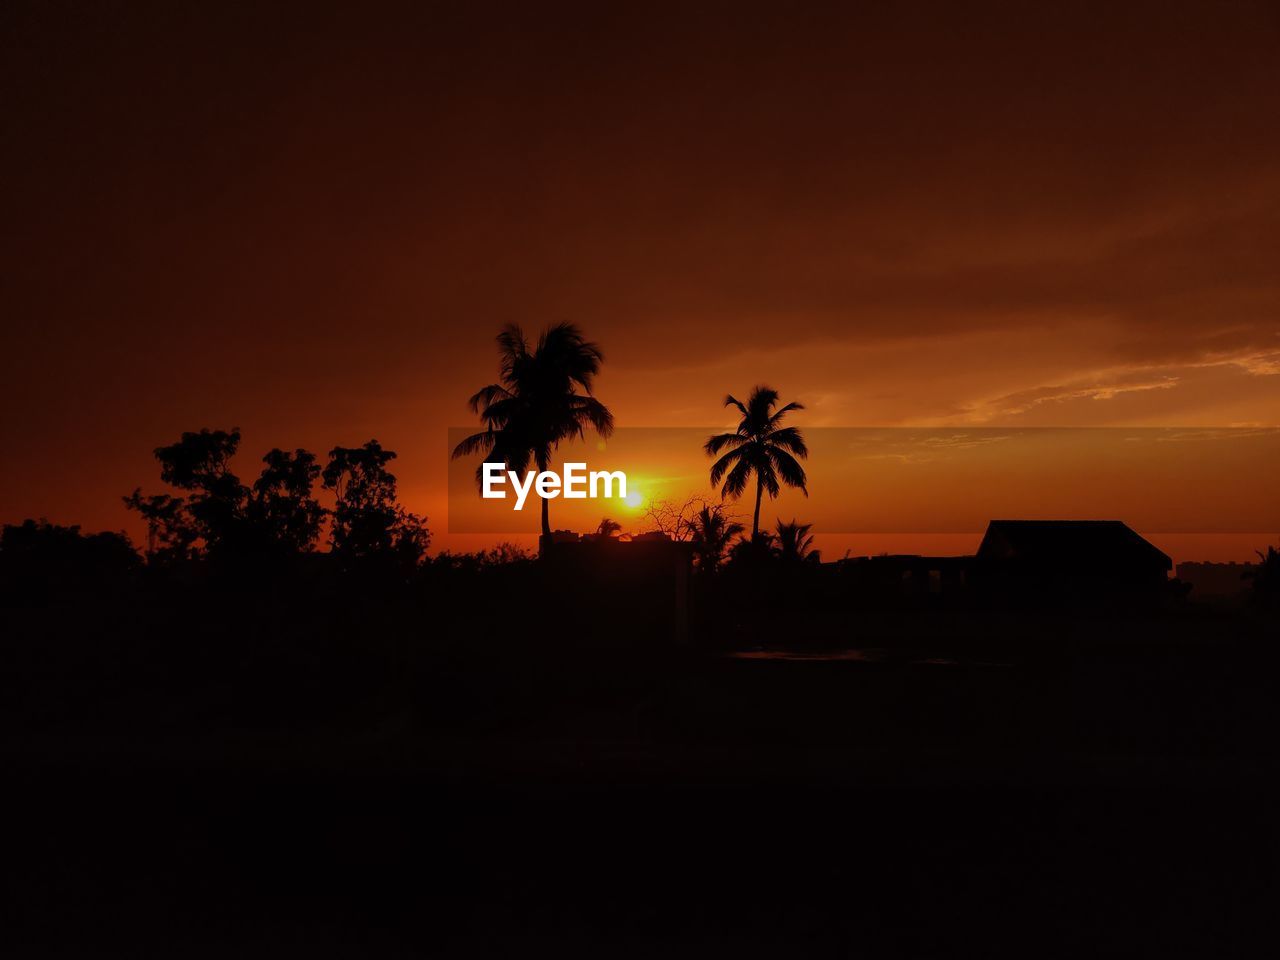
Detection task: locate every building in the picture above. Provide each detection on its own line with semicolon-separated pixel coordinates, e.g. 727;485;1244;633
976;520;1172;596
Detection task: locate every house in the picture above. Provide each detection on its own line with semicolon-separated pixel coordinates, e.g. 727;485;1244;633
976;520;1172;595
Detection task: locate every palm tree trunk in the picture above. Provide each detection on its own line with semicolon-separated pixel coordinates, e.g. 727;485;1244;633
752;474;763;540
536;451;552;543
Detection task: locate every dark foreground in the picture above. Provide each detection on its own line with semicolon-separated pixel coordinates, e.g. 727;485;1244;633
4;592;1278;956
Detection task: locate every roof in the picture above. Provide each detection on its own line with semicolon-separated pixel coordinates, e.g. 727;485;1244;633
976;520;1172;572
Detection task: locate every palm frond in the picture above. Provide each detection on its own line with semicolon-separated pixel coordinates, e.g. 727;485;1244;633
774;518;816;559
571;395;615;437
766;401;805;430
467;383;514;413
472;439;531;484
451;430;498;460
496;324;528;360
704;432;745;456
769;448;809;495
767;425;808;457
721;456;753;499
709;448;744;488
758;461;781;498
541;323;605;394
479;397;525;430
746;385;780;426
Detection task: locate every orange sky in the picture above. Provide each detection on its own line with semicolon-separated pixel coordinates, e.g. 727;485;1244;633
2;2;1278;561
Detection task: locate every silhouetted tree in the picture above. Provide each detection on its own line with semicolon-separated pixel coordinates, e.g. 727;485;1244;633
640;495;720;542
322;440;429;569
688;505;745;573
453;323;614;540
595;518;623;538
1246;544;1280;607
476;542;535;566
727;531;775;566
122;489;198;562
773;518;821;565
0;520;139;597
153;428;248;555
247;448;325;554
127;429;326;566
433;541;536;573
705;386;808;540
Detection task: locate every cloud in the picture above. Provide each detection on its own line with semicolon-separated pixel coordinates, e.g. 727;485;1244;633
847;431;1012;465
1195;350;1280;377
961;374;1182;421
918;433;1014;449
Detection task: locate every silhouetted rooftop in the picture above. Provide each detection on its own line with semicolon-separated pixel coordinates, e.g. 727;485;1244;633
977;520;1172;573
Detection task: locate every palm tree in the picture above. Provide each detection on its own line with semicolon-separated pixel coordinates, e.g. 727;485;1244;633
593;517;623;539
1245;544;1280;606
453;323;614;540
704;386;808;540
688;505;745;572
773;518;820;564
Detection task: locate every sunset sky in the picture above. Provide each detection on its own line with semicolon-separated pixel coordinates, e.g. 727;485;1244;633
3;2;1278;560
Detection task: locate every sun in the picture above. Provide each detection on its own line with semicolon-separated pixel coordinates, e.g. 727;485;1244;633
623;489;644;509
